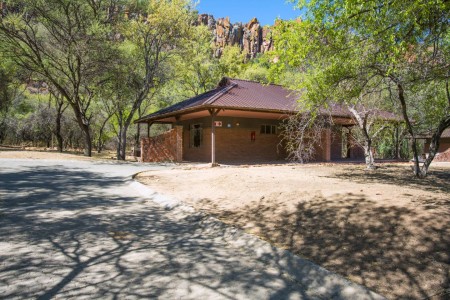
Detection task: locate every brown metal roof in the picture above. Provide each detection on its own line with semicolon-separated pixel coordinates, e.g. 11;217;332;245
211;79;299;111
135;78;400;123
443;128;450;138
416;128;450;139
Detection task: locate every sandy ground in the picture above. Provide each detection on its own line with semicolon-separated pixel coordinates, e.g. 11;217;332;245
136;162;450;300
2;149;448;299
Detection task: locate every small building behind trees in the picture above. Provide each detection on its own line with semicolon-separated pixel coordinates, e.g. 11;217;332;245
417;129;450;162
135;78;389;164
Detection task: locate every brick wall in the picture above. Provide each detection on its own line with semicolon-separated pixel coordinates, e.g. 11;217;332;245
141;126;182;162
424;139;450;153
424;138;450;162
141;117;364;163
330;127;343;160
181;119;347;163
183;126;286;163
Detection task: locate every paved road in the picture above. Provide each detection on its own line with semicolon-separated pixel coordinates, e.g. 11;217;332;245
0;159;384;299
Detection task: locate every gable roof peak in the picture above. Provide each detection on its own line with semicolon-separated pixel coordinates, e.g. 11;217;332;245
217;77;233;88
225;77;284;88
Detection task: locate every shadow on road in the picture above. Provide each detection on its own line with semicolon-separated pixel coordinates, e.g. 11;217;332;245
0;165;381;299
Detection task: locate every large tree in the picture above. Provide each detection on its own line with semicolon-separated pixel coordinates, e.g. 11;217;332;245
0;0;118;156
111;0;194;160
275;0;449;177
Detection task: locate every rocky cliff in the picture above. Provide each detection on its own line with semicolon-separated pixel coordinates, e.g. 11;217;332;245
195;14;273;59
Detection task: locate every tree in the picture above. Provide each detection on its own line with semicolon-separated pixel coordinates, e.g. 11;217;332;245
48;88;69;152
0;38;23;144
0;0;118;156
109;0;194;160
274;1;449;177
174;25;220;97
218;45;248;78
347;104;391;169
280;110;331;163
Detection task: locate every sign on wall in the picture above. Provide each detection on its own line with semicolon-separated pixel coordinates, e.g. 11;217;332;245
214;121;223;127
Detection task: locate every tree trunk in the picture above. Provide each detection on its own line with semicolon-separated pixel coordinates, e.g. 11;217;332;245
394;125;400;159
69;101;92;157
55;109;64;152
395;81;422;177
96;114;113;153
117;125;128;161
347;106;376;170
0;120;5;144
82;124;92;157
97;139;104;154
419;115;450;177
134;122;141;156
55;133;63;153
364;140;376;170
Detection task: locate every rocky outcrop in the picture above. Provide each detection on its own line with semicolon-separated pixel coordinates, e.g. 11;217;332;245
196;14;273;59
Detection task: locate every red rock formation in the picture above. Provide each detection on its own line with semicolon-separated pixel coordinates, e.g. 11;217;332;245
196;14;274;59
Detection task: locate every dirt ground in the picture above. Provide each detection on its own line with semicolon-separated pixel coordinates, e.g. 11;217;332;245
136;162;450;300
0;147;137;161
2;149;448;299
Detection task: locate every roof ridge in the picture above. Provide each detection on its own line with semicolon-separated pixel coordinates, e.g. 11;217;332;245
228;77;284;87
203;82;237;105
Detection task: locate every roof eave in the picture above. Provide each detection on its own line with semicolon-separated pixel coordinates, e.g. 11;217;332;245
135;105;298;124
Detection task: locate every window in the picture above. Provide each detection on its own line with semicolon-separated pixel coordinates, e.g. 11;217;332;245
190;124;203;148
260;124;277;135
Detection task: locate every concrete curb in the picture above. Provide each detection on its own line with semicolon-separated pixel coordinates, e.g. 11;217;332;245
129;178;386;300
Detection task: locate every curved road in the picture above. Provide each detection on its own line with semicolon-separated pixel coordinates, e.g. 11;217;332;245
0;159;384;299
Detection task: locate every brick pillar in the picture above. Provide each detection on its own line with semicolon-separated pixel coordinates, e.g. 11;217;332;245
140;137;149;163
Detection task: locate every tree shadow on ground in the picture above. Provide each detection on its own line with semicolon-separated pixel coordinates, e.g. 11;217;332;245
329;164;450;194
199;193;449;300
0;165;380;299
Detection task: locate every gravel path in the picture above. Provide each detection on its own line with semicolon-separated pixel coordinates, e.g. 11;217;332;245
0;159;384;299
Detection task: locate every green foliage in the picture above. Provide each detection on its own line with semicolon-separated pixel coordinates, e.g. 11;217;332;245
0;0;281;153
108;0;196;159
278;0;449;175
0;0;121;155
173;25;220;96
239;54;271;83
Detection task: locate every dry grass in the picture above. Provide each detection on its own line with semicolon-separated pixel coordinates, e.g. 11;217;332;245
136;163;450;300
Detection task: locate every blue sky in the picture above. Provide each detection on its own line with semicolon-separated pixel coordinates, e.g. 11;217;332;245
195;0;302;26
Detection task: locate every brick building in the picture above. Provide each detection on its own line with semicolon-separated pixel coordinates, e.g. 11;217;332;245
418;128;450;162
135;78;366;164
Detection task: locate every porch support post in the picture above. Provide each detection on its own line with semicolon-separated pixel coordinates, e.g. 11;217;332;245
143;122;153;162
208;108;220;167
147;122;153;138
394;123;400;159
346;127;352;158
324;127;332;162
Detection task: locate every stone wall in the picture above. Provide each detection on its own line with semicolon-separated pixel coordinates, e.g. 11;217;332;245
141;126;183;163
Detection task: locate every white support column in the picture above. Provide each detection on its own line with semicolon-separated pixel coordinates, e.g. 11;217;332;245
209;108;220;167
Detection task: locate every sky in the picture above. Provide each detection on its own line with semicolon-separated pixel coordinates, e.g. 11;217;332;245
195;0;302;26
